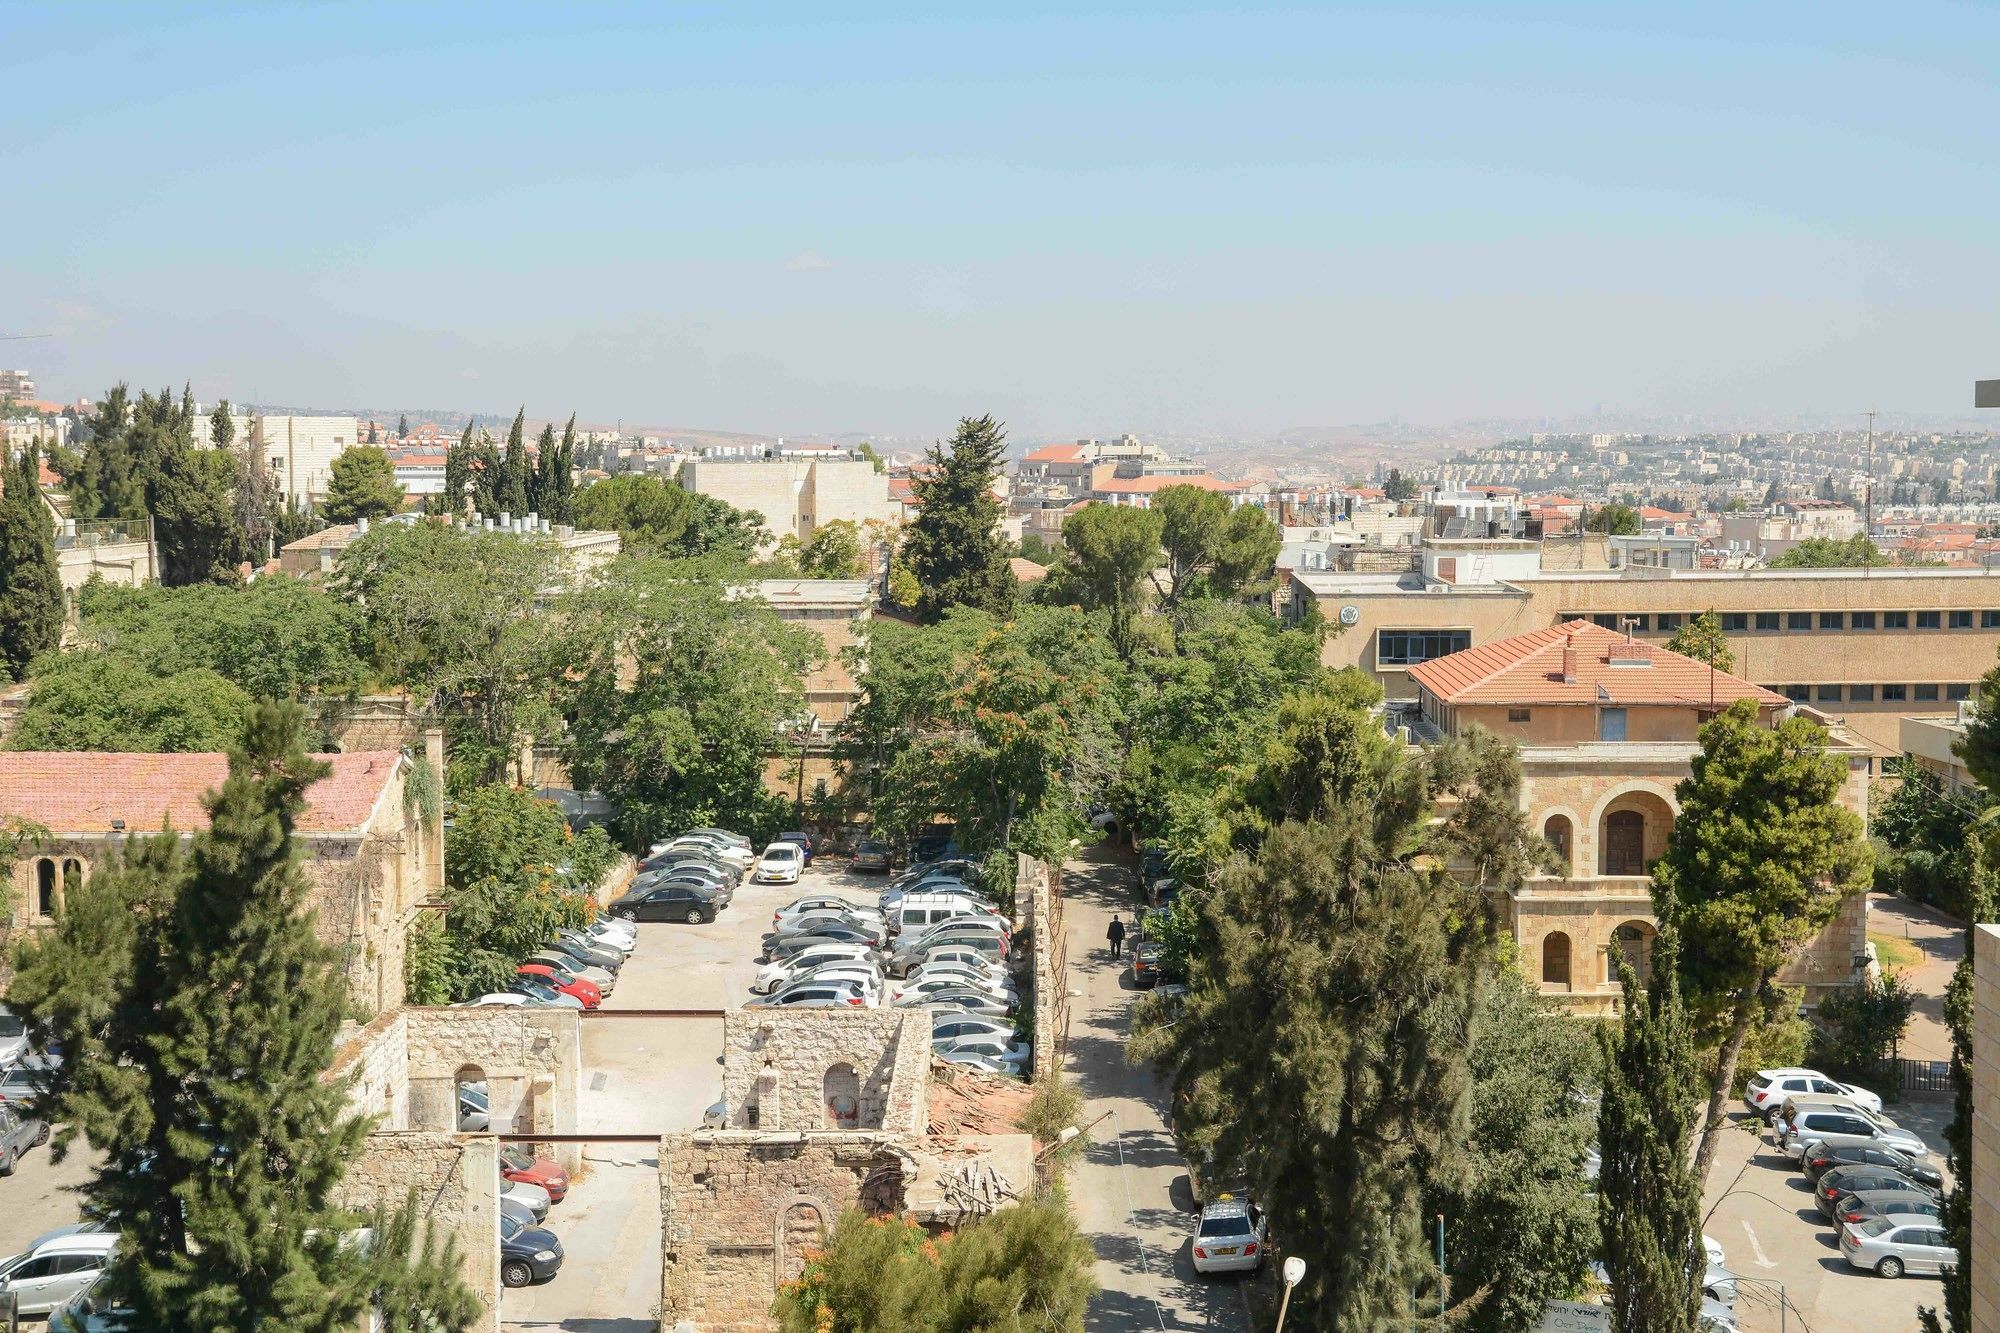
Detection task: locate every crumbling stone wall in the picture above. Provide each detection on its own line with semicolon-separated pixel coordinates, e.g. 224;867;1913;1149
336;1131;501;1333
404;1007;580;1169
1023;854;1066;1082
327;1010;412;1130
659;1132;915;1333
719;1009;930;1134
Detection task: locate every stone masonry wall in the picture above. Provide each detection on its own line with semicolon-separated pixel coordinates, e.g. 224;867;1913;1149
337;1132;501;1333
659;1131;914;1333
404;1006;580;1168
1023;854;1066;1083
327;1010;411;1130
719;1009;929;1134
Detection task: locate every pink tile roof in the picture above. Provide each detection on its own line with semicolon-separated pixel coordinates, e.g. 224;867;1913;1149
1092;475;1241;495
1639;505;1692;520
1407;620;1784;709
1008;557;1050;584
1023;443;1086;463
0;750;404;836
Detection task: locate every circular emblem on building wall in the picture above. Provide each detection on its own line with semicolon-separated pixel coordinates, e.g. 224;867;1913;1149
1339;605;1361;626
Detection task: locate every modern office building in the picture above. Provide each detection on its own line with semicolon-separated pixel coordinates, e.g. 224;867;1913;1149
1289;538;2000;766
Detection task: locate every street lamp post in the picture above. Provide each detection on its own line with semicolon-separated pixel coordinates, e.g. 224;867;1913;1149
1273;1256;1306;1333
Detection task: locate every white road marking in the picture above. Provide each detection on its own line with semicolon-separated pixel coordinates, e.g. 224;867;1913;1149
1741;1218;1778;1269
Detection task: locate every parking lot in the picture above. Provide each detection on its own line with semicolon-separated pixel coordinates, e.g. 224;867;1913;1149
501;852;891;1329
1700;1096;1952;1333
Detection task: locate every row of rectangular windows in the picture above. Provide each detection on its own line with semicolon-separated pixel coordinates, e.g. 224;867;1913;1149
1581;610;2000;633
1777;683;1975;703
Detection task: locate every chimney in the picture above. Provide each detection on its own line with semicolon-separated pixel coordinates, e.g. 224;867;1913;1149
1561;632;1579;684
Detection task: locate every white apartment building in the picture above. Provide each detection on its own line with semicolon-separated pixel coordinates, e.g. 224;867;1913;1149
1718;500;1861;563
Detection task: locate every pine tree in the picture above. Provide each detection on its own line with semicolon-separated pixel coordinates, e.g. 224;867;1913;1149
322;445;406;524
442;422;473;517
1598;923;1704;1333
71;383;147;520
0;440;66;680
499;407;529;517
901;414;1015;622
7;700;478;1332
528;423;556;517
547;413;577;524
397;413;409;441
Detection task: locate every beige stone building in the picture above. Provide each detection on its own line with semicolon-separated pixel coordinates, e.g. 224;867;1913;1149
1290;540;2000;765
1902;710;1979;791
0;738;443;1017
741;578;873;724
1407;621;1872;1013
681;454;900;550
278;514;622;578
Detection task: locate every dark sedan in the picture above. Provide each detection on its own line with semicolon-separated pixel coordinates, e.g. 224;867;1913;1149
1817;1165;1935;1217
1801;1141;1944;1191
1832;1189;1945;1228
776;831;815;864
500;1211;564;1288
852;839;895;873
637;849;740;881
631;869;733;909
610;883;719;923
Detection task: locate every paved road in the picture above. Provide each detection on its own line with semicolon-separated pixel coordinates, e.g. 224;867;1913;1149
1061;847;1251;1333
1868;891;1963;1064
0;1134;96;1261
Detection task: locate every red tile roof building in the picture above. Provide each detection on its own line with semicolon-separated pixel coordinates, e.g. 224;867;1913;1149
1;746;441;1015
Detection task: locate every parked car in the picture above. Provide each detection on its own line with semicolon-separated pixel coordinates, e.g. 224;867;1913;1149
1776;1097;1928;1161
900;960;1017;998
1839;1215;1957;1278
771;902;884;937
632;861;736;895
609;883;720;923
0;1231;117;1316
469;992;530;1008
637;849;739;881
886;859;980;893
47;1274;134;1333
578;919;637;955
516;963;601;1008
935;1049;1021;1076
776;895;885;927
1833;1189;1945;1228
933;1034;1030;1074
852;839;895;873
761;963;884;1004
1817;1166;1935;1218
895;985;1013;1018
655;836;754;871
0;1054;55;1110
915;946;1011;982
890;924;1009;975
752;840;804;880
0;1006;28;1068
752;942;884;992
1191;1196;1266;1275
499;1195;541;1232
459;1082;490;1132
501;1175;551;1221
885;894;1001;939
683;827;752;851
554;929;629;970
1745;1067;1883;1122
746;978;875;1009
765;925;889;961
508;977;585;1011
891;973;1015;1007
1131;940;1164;988
525;948;615;992
0;1101;48;1175
500;1143;569;1202
929;1014;1017;1045
500;1211;564;1288
1801;1141;1943;1191
776;832;815;864
910;827;959;862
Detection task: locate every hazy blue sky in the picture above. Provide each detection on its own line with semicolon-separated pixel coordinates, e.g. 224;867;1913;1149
5;2;1998;437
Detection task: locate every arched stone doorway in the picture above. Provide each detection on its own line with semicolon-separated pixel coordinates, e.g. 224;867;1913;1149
776;1200;825;1285
1594;788;1675;876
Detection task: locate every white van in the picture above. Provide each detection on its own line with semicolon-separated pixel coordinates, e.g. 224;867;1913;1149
0;1229;117;1315
888;893;995;938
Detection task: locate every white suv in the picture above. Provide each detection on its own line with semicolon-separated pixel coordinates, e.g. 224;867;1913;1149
1744;1068;1882;1124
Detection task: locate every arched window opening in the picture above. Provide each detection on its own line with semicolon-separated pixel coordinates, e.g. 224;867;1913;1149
1541;932;1572;987
35;860;57;918
1602;809;1646;876
1542;815;1573;875
823;1063;860;1129
454;1064;489;1133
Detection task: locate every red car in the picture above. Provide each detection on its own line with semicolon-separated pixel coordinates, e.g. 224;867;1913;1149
516;963;601;1008
500;1143;568;1202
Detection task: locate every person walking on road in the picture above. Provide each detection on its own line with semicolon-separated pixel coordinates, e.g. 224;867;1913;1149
1106;914;1126;963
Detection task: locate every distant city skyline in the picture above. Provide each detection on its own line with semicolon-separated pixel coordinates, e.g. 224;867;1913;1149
6;3;1999;438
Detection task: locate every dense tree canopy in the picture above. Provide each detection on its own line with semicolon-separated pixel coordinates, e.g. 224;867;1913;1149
1585;503;1642;536
559;554;820;847
1048;501;1162;657
321;445;406;524
1769;534;1889;568
572;473;765;561
1150;484;1280;609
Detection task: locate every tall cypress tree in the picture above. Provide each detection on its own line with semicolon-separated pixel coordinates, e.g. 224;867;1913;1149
397;413;409;441
548;412;577;524
146;387;243;586
900;414;1016;622
1918;837;1990;1333
471;429;503;517
529;422;557;518
0;440;66;680
498;407;529;517
441;422;473;517
8;700;477;1331
1598;923;1704;1333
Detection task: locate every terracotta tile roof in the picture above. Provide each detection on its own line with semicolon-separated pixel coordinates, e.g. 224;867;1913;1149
1008;557;1050;584
1342;486;1386;499
1408;620;1784;709
1639;506;1692;520
0;750;404;836
1023;443;1086;463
